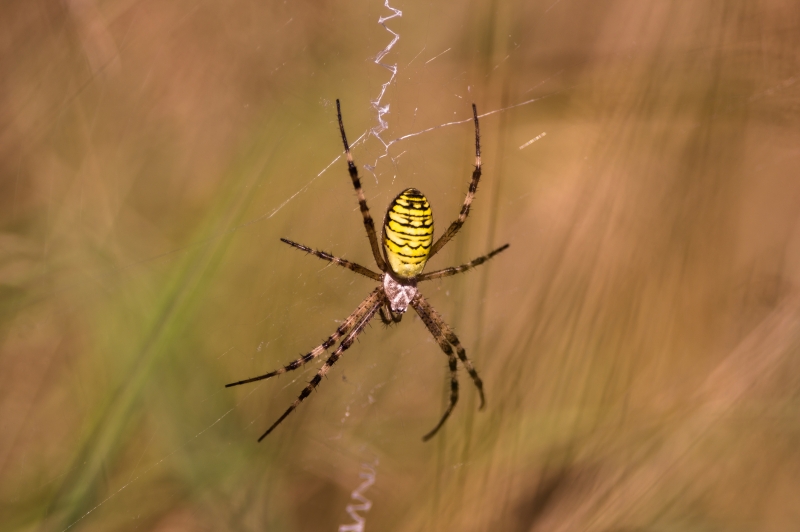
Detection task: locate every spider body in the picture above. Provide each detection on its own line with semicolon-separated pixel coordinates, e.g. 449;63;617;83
226;100;509;442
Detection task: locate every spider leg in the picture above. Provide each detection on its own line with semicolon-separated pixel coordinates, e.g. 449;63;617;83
280;238;382;281
425;354;459;442
336;100;388;272
418;243;509;281
257;290;385;441
428;104;482;259
225;288;382;388
412;298;460;441
442;329;485;409
413;293;486;409
378;304;403;325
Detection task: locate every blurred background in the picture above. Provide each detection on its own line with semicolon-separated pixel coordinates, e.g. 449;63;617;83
2;0;800;530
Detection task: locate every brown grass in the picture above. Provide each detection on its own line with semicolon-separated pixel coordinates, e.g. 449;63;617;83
2;0;800;530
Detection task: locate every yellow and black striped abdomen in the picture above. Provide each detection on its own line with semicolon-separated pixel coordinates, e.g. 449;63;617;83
383;188;434;278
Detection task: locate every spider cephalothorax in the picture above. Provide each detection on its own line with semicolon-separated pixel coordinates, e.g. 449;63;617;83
382;274;417;313
226;100;509;442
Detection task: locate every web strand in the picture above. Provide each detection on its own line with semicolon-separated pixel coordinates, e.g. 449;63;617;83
363;0;403;177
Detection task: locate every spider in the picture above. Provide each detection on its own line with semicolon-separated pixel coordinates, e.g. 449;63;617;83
226;100;509;442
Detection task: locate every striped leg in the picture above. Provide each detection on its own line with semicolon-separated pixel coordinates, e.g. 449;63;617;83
413;293;485;409
280;238;382;281
412;297;460;441
419;243;509;281
257;291;385;441
428;104;483;259
226;288;383;388
337;99;388;271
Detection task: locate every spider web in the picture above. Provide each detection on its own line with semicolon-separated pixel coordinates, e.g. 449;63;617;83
36;1;565;530
21;2;562;531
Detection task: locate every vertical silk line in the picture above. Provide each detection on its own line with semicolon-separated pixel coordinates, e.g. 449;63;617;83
364;0;403;176
338;460;379;532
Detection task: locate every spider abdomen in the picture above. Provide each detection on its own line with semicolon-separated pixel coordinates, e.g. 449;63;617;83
383;188;434;278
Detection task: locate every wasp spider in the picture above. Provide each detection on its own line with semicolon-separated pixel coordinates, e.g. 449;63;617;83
226;100;509;442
